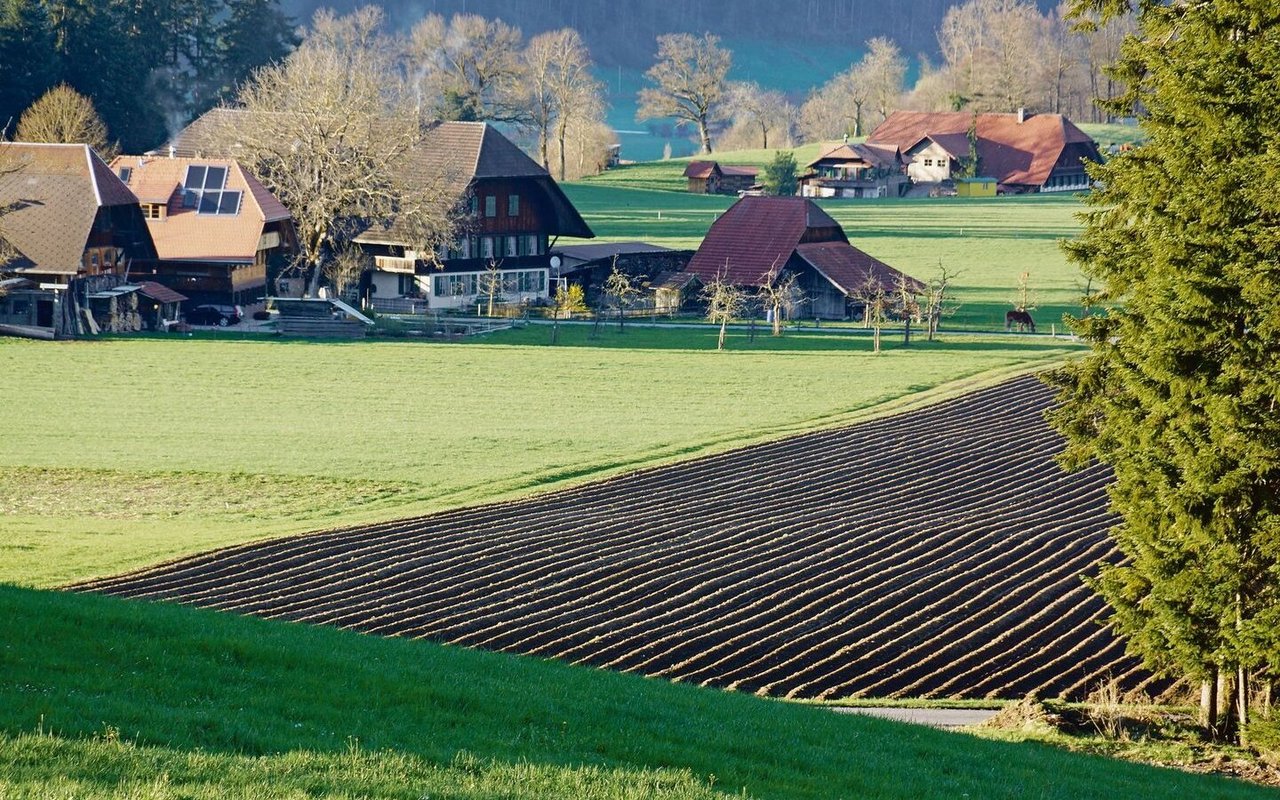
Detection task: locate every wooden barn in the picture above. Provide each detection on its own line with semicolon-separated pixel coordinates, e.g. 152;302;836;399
683;196;922;320
683;161;759;195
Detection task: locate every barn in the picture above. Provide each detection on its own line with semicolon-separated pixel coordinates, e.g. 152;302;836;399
683;196;921;320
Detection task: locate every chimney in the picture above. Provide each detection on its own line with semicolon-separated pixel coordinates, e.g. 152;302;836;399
168;145;175;158
1017;107;1026;124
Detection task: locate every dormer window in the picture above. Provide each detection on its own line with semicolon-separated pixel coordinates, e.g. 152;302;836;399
182;164;242;215
118;167;132;183
142;203;165;220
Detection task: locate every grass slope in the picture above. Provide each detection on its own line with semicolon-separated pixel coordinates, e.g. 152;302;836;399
563;183;1087;330
0;332;1075;587
1;585;1272;800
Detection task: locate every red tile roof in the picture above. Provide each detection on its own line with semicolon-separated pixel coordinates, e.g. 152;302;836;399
685;196;846;286
110;155;291;263
0;143;142;275
868;111;1100;187
795;242;924;296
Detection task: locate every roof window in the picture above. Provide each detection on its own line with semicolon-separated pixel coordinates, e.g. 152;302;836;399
182;164;241;216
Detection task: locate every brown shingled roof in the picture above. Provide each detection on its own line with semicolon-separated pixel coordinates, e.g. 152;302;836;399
0;142;141;275
685;196;846;286
795;242;924;296
683;160;759;179
111;154;292;263
868;110;1100;187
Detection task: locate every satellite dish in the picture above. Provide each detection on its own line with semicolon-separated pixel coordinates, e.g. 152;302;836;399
549;255;562;269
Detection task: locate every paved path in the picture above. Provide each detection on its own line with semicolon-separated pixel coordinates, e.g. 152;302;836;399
832;707;1000;729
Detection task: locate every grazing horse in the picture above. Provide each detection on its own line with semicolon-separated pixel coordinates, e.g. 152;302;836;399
1005;309;1036;333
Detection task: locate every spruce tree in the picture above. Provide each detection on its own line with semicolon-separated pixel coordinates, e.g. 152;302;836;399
0;0;59;133
216;0;296;101
1046;0;1280;741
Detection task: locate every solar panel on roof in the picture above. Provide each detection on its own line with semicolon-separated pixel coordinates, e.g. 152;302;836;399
204;166;226;190
217;191;241;215
184;165;206;188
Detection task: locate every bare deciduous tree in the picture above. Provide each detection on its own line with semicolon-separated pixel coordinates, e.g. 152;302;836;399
921;263;961;341
798;38;905;142
226;8;458;297
525;28;604;181
855;271;891;353
15;83;115;157
724;81;792;150
602;258;643;332
637;33;731;155
479;259;504;316
757;264;802;336
410;13;528;124
702;267;746;351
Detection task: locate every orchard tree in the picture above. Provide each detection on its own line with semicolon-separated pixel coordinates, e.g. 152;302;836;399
702;268;745;350
637;33;731;155
757;264;801;336
1046;0;1280;743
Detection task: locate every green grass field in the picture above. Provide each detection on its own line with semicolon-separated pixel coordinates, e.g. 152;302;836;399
1;584;1271;800
562;182;1089;331
0;331;1076;587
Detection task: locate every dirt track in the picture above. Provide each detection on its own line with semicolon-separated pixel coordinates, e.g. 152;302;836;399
78;375;1165;701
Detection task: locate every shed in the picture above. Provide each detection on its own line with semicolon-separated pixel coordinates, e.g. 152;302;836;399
955;177;997;197
683;161;759;195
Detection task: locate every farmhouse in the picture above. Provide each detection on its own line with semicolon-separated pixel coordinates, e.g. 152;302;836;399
353;121;595;313
551;241;693;307
0;142;156;335
866;110;1102;193
684;195;921;320
109;154;298;306
799;142;907;199
682;160;759;195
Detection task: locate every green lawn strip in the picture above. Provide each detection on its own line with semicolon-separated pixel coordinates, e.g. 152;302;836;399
0;585;1269;800
0;335;1078;588
560;184;1089;331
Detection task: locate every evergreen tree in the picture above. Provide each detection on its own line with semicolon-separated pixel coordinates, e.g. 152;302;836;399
0;0;59;134
760;151;797;196
1046;0;1280;742
216;0;296;100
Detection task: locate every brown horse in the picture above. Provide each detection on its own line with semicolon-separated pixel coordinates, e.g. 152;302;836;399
1005;309;1036;332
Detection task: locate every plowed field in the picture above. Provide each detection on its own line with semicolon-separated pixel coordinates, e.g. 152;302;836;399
78;375;1162;700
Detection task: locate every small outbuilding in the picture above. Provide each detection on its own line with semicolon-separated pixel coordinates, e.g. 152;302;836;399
683;161;760;195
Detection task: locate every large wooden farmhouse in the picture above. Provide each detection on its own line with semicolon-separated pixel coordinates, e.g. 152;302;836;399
109;154;298;306
799;142;907;199
0;143;157;334
866;110;1102;193
354;122;593;312
683;196;921;320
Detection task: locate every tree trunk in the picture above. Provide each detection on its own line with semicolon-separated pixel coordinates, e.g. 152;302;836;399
760;120;768;150
873;324;881;353
1239;665;1250;746
1201;676;1219;735
556;119;568;181
698;115;713;154
903;316;911;346
718;319;727;350
772;301;782;336
540;128;550;173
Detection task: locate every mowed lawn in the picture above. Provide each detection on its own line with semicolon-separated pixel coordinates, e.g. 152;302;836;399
0;331;1079;587
564;171;1090;331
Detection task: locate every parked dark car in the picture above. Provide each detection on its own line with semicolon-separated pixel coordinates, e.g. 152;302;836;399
185;304;242;327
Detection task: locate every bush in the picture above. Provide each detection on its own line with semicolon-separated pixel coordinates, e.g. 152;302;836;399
1247;719;1280;765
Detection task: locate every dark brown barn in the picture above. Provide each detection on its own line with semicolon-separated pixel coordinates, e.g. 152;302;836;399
683;160;760;195
684;196;921;320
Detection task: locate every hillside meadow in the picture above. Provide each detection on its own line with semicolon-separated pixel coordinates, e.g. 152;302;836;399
1;584;1273;800
0;331;1078;587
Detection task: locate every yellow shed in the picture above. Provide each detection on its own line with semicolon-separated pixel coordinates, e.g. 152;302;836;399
955;177;997;197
